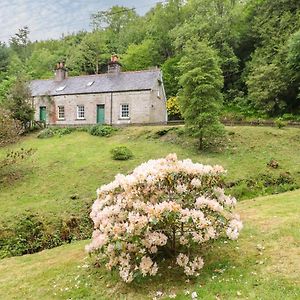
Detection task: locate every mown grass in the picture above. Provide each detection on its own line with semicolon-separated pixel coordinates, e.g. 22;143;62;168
0;190;299;300
0;125;300;222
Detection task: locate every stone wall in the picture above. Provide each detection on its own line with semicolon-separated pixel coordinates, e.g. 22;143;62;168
33;87;167;126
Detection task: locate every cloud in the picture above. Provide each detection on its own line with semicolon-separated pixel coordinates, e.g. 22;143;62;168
0;0;159;43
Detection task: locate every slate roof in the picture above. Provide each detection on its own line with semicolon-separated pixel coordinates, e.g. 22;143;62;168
30;69;162;97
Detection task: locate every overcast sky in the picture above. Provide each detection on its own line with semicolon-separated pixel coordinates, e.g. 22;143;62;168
0;0;159;43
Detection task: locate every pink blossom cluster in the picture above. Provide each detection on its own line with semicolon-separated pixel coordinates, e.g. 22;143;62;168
86;154;242;282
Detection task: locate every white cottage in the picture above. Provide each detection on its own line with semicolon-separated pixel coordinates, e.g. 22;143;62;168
30;56;167;126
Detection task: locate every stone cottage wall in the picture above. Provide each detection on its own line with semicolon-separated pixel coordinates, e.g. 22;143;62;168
33;89;167;126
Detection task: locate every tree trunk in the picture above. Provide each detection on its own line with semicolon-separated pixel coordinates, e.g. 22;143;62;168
199;135;203;150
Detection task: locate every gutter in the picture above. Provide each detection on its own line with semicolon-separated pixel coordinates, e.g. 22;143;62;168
32;89;152;98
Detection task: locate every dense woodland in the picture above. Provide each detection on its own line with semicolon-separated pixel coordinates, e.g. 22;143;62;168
0;0;300;119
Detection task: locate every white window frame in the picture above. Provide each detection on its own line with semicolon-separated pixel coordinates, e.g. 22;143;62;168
77;105;85;119
120;104;130;119
58;106;65;120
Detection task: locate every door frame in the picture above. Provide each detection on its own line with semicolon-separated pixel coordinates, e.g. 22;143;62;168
96;104;105;124
39;106;47;122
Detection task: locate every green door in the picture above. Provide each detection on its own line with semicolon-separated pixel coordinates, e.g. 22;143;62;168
97;105;105;124
39;106;46;122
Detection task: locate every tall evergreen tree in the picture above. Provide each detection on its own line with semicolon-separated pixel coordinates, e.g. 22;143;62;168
178;40;224;150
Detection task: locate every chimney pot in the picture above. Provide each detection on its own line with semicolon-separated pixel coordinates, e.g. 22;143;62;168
111;54;118;62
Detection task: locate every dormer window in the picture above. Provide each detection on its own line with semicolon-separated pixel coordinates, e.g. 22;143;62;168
86;81;94;87
56;85;66;92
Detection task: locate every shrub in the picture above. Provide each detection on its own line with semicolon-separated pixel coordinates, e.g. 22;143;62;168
37;127;75;139
76;126;91;132
37;128;54;139
166;97;182;120
89;125;117;137
154;127;178;138
0;108;23;146
55;127;75;137
0;210;93;259
0;148;35;183
111;146;133;161
274;118;287;129
227;171;298;200
86;154;242;283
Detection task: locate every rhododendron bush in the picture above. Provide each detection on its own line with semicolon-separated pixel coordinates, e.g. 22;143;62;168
86;154;242;282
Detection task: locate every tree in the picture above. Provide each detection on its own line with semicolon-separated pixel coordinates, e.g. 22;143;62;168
0;76;16;104
244;0;300;115
162;56;181;98
172;0;241;99
9;26;32;62
6;77;34;129
26;48;57;79
287;30;300;76
145;0;184;60
121;40;160;71
178;40;224;150
287;30;300;104
90;5;139;53
0;42;10;72
116;17;147;53
91;6;138;33
246;62;287;115
67;31;109;75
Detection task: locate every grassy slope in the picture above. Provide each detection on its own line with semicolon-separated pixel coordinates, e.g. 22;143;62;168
0;126;300;221
0;190;299;300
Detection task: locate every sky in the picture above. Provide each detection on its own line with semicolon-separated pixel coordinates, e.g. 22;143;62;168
0;0;160;43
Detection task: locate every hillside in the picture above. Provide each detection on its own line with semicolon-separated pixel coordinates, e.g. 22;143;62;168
1;125;300;259
0;190;299;299
1;125;300;221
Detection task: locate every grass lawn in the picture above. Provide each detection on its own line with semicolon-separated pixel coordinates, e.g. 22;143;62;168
0;125;300;222
0;190;299;299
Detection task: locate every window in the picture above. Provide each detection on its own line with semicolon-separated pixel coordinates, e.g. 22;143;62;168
120;104;129;118
58;106;65;119
77;105;85;119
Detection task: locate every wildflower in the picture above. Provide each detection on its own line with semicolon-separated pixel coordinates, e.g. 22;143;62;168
156;291;163;297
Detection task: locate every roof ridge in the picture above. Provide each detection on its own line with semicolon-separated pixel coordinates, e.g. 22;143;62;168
31;68;161;82
69;68;161;79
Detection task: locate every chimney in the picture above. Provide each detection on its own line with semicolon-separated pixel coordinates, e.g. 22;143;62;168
108;55;121;74
55;62;67;81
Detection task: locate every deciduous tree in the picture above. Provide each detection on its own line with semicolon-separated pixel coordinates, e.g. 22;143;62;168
6;77;34;129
